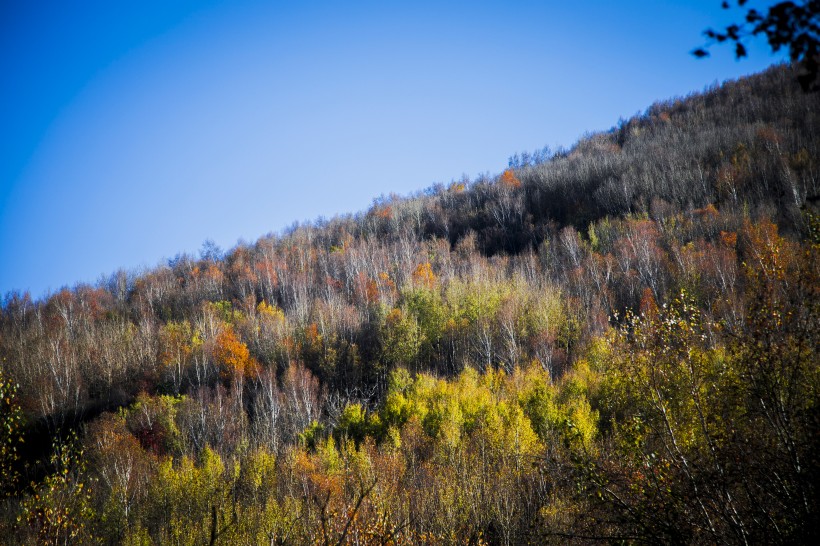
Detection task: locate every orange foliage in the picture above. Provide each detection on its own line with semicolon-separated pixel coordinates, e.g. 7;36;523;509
76;286;112;320
306;322;320;342
354;272;394;305
720;230;738;248
692;203;719;218
375;205;393;220
378;271;394;288
291;448;343;499
193;263;224;282
378;272;397;299
303;323;323;355
412;262;437;289
385;307;403;326
500;169;522;189
365;279;380;304
639;287;659;318
741;219;795;283
214;326;252;380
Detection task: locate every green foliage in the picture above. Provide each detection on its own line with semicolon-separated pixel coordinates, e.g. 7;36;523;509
337;402;368;444
204;300;240;323
299;420;324;451
142;447;228;545
380;308;423;370
402;286;447;364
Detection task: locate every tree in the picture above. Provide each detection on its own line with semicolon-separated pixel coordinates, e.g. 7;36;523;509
19;434;95;545
213;325;253;383
0;369;24;497
694;1;820;91
570;238;819;545
158;321;194;394
86;413;153;539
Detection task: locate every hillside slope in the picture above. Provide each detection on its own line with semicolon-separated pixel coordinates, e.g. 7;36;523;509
1;63;817;544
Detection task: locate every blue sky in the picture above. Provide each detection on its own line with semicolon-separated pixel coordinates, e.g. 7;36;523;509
0;0;779;298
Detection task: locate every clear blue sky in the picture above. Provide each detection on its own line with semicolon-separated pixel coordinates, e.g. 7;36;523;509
0;0;779;298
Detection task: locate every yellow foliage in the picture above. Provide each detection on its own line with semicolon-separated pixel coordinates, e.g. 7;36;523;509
256;300;286;323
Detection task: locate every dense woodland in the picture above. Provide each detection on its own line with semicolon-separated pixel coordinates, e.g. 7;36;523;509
0;64;818;544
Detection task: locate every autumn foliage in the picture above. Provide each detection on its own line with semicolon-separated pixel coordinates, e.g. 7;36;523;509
214;325;254;380
0;65;818;543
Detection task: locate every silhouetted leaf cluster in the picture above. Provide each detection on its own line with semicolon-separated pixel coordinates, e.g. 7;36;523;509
695;1;820;91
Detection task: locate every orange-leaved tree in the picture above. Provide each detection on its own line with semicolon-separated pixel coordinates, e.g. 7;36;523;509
213;326;256;383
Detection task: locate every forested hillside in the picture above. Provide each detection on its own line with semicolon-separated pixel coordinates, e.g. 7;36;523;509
1;63;818;544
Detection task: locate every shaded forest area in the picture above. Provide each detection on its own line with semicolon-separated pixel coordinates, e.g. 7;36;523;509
1;64;818;544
